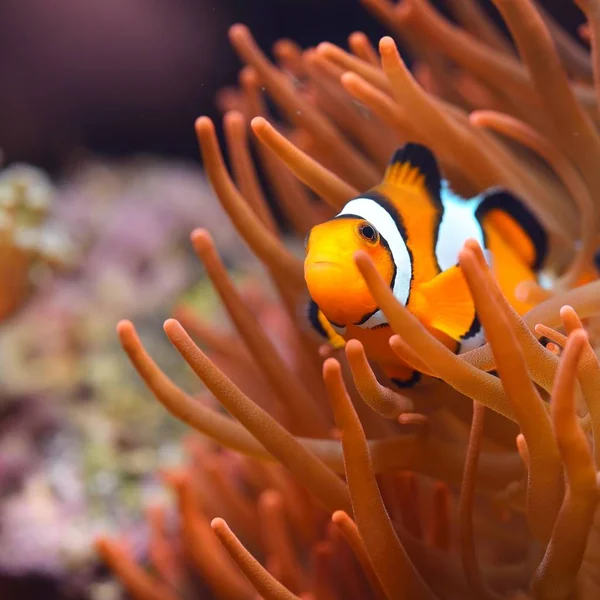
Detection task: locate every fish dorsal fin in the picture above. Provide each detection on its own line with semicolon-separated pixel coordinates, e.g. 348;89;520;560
475;188;547;270
306;299;346;349
411;265;475;341
383;143;442;204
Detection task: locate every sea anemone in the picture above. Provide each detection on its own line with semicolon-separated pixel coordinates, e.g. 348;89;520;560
97;1;600;598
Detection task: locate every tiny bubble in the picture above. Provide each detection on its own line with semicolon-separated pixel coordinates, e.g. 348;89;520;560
296;110;301;115
260;86;266;92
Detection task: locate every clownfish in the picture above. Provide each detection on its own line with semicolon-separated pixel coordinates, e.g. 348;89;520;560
304;143;548;388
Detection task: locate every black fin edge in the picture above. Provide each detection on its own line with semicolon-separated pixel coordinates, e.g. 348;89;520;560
475;188;548;271
387;143;443;208
307;299;328;340
391;370;422;389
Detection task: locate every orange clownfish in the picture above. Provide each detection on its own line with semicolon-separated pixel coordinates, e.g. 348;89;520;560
304;143;548;388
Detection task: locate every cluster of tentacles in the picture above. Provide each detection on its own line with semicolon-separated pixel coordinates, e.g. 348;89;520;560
96;1;600;598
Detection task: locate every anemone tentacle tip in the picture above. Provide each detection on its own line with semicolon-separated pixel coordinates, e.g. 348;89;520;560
250;115;268;130
163;318;181;334
322;357;340;374
190;228;212;247
345;338;363;353
228;23;249;40
116;319;134;336
378;36;396;52
211;517;226;531
194;115;214;133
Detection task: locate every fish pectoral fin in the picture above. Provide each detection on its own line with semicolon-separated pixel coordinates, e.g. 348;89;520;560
476;188;547;270
412;265;475;341
306;299;346;349
327;329;347;350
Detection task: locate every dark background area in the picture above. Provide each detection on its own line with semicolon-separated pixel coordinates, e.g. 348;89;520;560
0;0;587;174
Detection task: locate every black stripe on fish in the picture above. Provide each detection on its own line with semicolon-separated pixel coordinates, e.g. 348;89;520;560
355;231;396;327
361;190;413;302
461;314;481;340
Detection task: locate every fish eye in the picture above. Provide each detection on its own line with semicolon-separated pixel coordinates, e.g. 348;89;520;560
358;223;379;244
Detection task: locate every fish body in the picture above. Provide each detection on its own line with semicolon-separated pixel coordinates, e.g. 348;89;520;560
304;143;548;387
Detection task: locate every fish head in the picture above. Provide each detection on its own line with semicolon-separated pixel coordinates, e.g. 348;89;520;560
304;217;395;325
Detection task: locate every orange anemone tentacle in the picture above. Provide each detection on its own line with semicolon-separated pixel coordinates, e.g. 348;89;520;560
323;358;436;600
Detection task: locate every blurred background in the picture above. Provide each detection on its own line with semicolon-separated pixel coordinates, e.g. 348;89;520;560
0;0;584;172
0;0;587;598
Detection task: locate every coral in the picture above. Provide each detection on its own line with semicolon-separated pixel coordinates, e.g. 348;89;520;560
98;1;600;599
0;162;74;322
0;157;253;595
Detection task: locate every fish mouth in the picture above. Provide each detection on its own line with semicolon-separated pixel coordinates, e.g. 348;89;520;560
305;257;374;325
306;260;344;269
